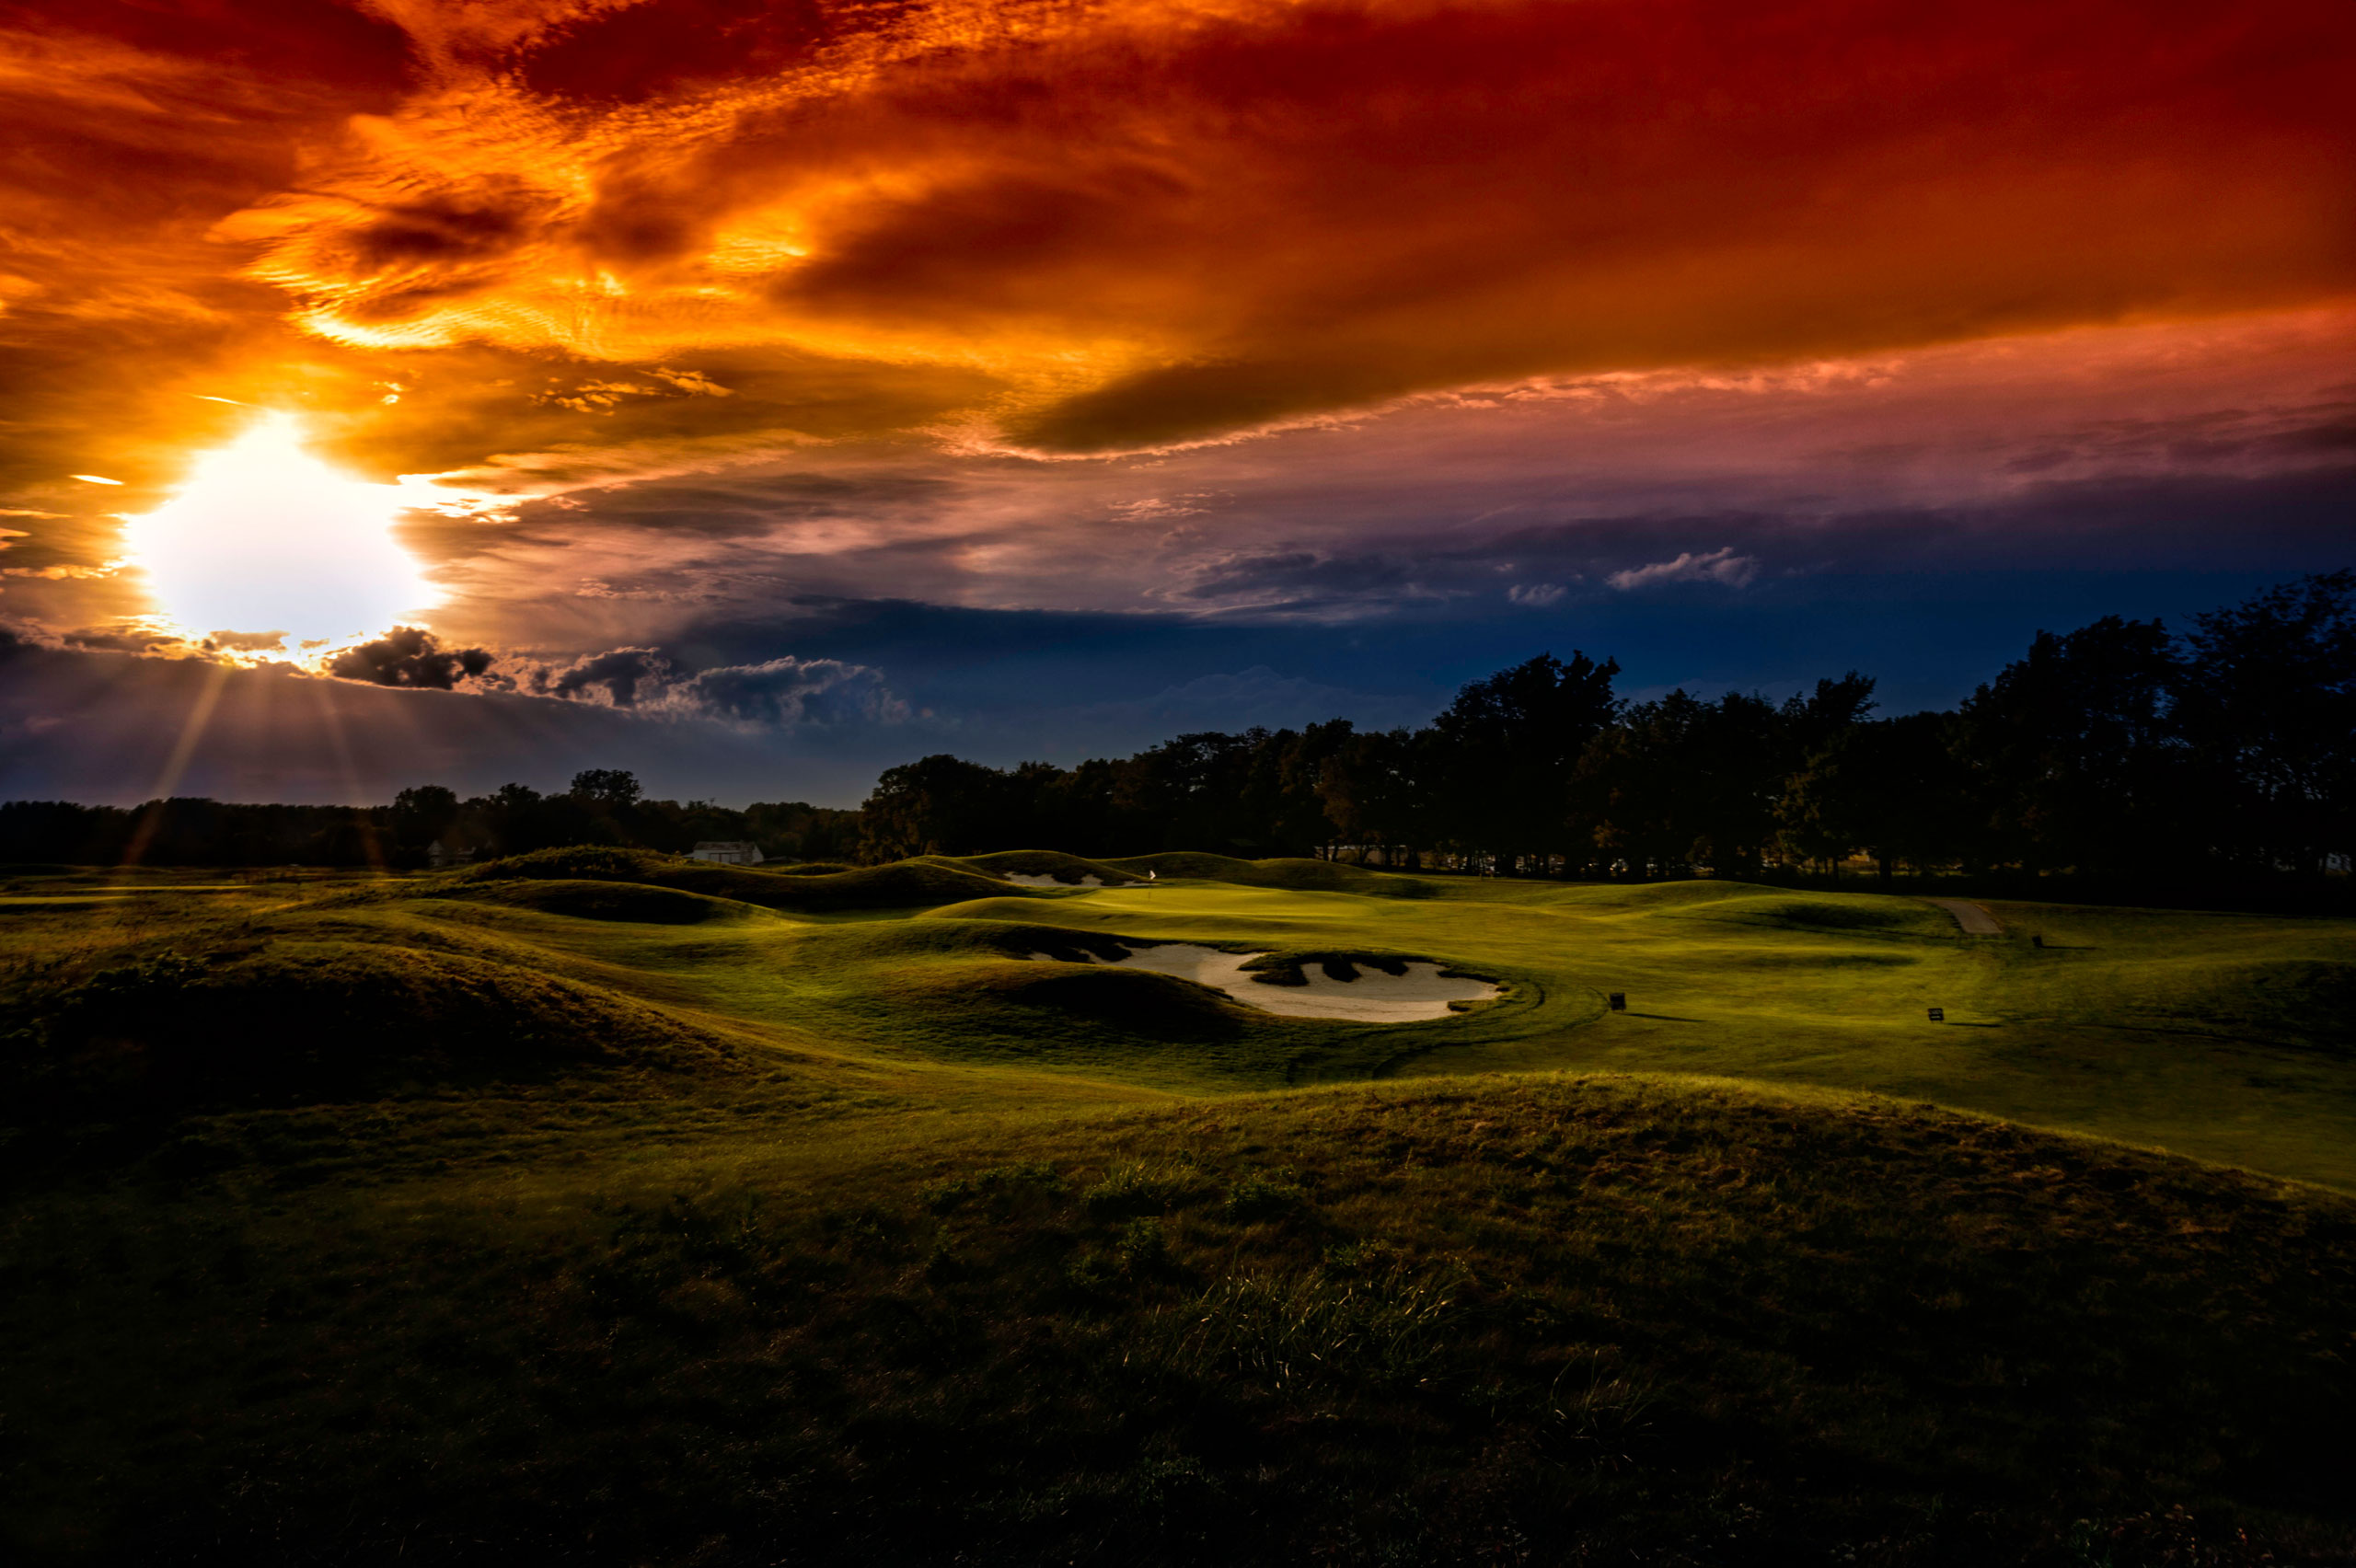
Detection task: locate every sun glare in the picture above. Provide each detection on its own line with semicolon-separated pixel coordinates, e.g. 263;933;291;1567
123;412;436;647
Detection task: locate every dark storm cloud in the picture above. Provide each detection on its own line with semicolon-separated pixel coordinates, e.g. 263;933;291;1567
1161;548;1429;613
1420;463;2356;601
680;657;906;726
543;647;670;708
1986;466;2356;567
0;637;909;808
392;338;2355;669
1992;401;2356;477
523;642;905;729
328;626;496;690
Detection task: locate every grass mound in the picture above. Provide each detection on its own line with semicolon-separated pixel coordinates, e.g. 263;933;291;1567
8;940;737;1120
907;920;1137;964
1678;889;1956;937
456;845;685;884
1226;857;1438;895
751;861;1045;911
1569;878;1774;910
458;878;759;925
1102;849;1262;880
1101;853;1438;897
2070;956;2356;1054
959;849;1142;884
1003;965;1250;1039
760;923;1275;1075
461;847;1025;913
9;1075;2350;1565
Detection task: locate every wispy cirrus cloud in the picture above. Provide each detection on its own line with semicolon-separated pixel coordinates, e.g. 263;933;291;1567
1607;548;1761;592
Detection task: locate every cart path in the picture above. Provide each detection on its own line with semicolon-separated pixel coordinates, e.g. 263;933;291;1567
1925;897;2002;936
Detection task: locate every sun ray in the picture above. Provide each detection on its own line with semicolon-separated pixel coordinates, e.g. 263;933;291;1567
306;675;392;872
118;660;233;871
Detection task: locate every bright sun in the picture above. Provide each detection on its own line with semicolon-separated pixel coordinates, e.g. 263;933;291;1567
123;412;436;646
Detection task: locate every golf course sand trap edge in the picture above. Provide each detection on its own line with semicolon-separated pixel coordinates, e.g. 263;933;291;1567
1003;872;1105;888
1026;942;1500;1022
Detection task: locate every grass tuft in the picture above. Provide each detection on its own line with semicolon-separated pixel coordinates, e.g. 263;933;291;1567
1148;1266;1461;1394
1084;1159;1208;1217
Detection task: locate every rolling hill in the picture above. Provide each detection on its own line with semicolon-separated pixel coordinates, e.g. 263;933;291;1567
2;853;2350;1565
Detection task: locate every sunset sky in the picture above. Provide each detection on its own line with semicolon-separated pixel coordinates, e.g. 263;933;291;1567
2;0;2350;805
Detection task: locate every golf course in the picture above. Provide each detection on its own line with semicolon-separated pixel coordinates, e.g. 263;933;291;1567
4;849;2352;1564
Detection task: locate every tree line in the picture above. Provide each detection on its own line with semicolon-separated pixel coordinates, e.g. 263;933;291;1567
860;573;2356;888
4;573;2348;893
0;776;860;870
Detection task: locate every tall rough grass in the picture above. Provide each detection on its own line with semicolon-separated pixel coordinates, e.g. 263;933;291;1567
1146;1267;1461;1394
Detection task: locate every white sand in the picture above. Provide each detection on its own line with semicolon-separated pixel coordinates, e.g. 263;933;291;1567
1003;871;1104;887
1032;941;1499;1022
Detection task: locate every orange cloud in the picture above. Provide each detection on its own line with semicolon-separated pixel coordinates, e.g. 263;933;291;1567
207;0;2356;447
2;0;2350;646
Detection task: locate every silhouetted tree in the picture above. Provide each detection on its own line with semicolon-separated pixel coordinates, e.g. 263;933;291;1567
1428;651;1620;870
1958;617;2185;877
2178;571;2356;876
570;768;643;808
1779;711;1966;882
860;755;1014;860
390;786;460;854
1318;727;1421;864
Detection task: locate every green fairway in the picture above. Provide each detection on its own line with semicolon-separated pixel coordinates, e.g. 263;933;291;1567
3;852;2352;1564
81;847;2334;1188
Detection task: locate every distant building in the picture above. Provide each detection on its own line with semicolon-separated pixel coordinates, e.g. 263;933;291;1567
425;842;476;869
690;841;766;865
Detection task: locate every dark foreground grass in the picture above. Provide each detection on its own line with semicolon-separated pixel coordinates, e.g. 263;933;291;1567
5;1074;2351;1567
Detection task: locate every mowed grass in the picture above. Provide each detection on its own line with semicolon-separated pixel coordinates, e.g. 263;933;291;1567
1;854;2352;1564
913;866;2356;1191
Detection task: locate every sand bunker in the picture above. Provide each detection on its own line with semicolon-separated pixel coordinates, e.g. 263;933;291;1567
1004;872;1105;888
1031;941;1498;1022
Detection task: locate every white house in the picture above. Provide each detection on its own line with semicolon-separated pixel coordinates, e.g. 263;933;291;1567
689;841;766;865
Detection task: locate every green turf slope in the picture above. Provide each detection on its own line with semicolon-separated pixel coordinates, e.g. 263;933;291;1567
2;856;2353;1565
451;844;1031;912
4;1074;2350;1565
910;870;2356;1190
